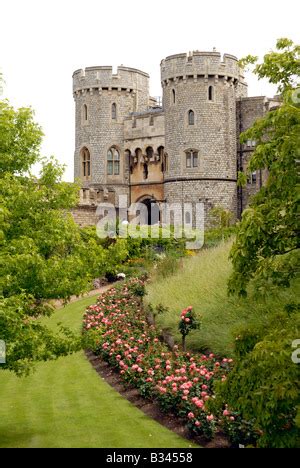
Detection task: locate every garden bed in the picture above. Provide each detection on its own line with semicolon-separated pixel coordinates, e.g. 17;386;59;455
85;349;231;448
83;278;241;447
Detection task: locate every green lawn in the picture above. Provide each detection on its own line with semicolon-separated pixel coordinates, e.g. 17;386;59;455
0;294;197;448
146;241;299;356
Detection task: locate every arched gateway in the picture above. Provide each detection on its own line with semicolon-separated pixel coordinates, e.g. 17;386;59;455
138;197;160;226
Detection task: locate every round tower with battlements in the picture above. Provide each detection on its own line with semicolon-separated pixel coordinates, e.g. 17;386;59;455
73;66;149;206
161;50;247;224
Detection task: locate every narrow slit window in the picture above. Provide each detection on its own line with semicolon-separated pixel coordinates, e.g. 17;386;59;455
188;110;195;126
83;104;88;121
172;89;176;104
208;86;214;101
112;103;117;120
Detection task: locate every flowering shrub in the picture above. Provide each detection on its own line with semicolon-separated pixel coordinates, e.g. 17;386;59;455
219;409;259;447
178;306;200;351
83;278;234;441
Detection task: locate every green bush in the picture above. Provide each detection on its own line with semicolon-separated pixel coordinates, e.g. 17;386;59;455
210;206;234;229
204;226;236;249
214;311;300;448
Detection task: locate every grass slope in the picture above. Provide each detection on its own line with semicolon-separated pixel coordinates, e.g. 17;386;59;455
146;241;299;356
0;295;197;448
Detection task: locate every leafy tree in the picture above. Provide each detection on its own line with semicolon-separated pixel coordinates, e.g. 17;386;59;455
216;39;300;448
0;100;43;174
229;38;300;296
0;86;127;375
214;311;300;448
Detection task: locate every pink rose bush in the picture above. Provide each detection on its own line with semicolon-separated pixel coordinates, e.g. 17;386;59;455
83;278;234;440
178;306;200;351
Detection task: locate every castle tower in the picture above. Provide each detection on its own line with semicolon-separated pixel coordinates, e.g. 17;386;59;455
161;51;248;225
73;66;150;206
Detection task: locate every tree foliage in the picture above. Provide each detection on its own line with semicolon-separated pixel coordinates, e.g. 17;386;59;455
0;88;128;375
217;38;300;448
229;38;300;296
0;100;43;174
210;206;233;229
214;311;300;448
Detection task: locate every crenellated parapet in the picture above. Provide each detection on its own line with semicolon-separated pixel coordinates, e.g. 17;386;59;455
73;66;149;100
161;51;246;87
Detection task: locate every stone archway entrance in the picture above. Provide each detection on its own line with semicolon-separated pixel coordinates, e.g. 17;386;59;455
140;198;160;225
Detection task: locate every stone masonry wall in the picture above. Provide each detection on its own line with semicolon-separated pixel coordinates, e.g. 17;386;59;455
164;180;237;227
71;205;98;228
236;96;270;212
73;66;150;190
72;52;274;228
161;51;244;223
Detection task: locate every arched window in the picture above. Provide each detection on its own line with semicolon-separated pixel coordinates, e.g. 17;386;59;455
81;147;91;178
208;86;214;101
149;116;154;126
188;110;195;126
185;149;198;168
172;89;176;104
134;148;142;164
83;104;88;121
146;147;154;159
157;146;164;162
107;147;120;176
112;103;117;120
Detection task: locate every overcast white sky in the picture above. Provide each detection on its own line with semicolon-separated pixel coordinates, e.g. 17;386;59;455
1;0;299;181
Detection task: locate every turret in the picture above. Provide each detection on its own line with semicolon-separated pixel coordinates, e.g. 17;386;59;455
161;50;247;222
73;66;149;189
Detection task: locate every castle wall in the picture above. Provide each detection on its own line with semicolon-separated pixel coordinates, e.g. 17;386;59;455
164;180;237;226
236;96;280;213
124;111;165;142
131;184;164;205
124;111;165;203
161;51;244;224
130;160;163;186
72;52;272;229
71;205;98;228
73;66;150;196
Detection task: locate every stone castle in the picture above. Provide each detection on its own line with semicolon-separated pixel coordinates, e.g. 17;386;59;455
72;49;279;227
